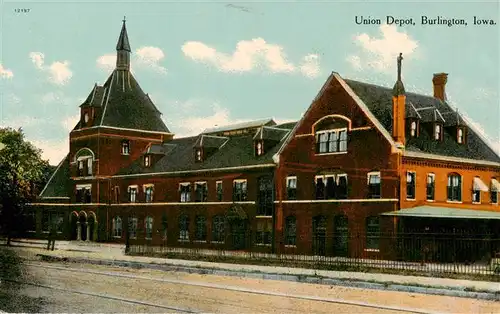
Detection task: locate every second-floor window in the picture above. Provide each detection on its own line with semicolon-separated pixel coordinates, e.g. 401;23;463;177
121;140;130;155
315;174;348;200
286;176;297;200
195;182;208;202
77;157;93;176
128;186;138;203
144;185;154;203
406;171;416;200
257;176;273;216
472;177;488;204
426;174;435;201
233;180;247;201
216;181;223;201
180;183;191;202
76;185;92;203
447;173;462;202
368;172;381;199
315;129;348;154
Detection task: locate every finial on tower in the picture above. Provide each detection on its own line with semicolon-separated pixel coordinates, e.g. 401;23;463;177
397;53;403;81
123;16;126;23
392;52;405;96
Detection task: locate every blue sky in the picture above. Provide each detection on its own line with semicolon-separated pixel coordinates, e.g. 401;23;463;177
0;0;498;165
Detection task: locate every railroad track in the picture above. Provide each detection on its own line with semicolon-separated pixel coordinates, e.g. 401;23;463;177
7;262;445;314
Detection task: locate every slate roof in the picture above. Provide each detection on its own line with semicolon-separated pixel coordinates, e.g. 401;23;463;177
254;126;291;142
193;135;229;148
116;20;131;52
202;118;276;134
39;154;70;198
345;79;500;163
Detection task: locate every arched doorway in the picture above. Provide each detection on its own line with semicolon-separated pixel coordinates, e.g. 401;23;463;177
88;211;98;241
70;211;78;240
79;211;87;241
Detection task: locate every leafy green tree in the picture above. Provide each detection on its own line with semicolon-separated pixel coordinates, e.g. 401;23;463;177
0;127;48;245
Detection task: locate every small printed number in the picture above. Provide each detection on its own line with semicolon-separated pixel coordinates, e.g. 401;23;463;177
14;9;31;13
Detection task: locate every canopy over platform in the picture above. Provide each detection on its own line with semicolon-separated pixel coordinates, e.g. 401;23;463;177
382;206;500;220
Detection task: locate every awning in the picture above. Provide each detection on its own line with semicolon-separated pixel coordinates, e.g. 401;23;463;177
382;206;500;220
491;179;500;192
473;177;489;192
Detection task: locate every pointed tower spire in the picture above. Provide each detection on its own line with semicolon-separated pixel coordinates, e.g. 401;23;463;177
116;17;131;71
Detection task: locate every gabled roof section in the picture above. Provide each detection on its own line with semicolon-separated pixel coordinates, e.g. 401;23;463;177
344;79;500;163
39;154;70;198
202;118;276;135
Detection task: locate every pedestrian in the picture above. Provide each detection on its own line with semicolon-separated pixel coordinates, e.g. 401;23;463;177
47;222;56;251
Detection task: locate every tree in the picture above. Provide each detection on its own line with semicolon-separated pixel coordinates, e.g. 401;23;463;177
0;128;48;245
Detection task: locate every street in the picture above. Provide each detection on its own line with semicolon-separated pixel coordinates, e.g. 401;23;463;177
1;260;500;313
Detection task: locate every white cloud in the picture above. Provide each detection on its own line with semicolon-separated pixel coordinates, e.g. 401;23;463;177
0;64;14;78
347;24;418;73
61;114;80;132
96;46;167;74
182;38;318;78
30;138;69;165
29;52;73;85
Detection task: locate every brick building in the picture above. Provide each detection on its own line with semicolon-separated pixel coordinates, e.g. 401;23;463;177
30;21;500;260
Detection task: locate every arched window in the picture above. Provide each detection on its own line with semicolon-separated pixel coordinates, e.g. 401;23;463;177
129;216;138;239
212;215;225;243
112;216;122;238
75;148;94;177
145;216;153;239
447;173;462;201
285;216;297;246
313;116;349;154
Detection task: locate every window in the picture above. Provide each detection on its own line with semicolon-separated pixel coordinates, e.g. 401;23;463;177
195;149;202;162
233;180;247;201
75;149;94;177
114;186;120;203
87;158;93;176
256;220;272;245
179;183;191;202
144;155;151;167
336;174;348;199
315;174;348;200
122;140;130;155
257;176;273;216
84;112;89;123
315;129;348;154
256;141;264;156
315;176;325;200
491;179;499;204
78;160;84;176
212;215;225;243
145;216;153;239
366;216;380;250
285;216;296;246
410;120;418;137
112;216;122;238
161;213;168;240
286;176;297;200
128;186;138;203
195;182;208;202
472;188;481;203
447;173;462;202
426;174;435;201
178;214;189;241
368;172;381;199
195;215;207;241
472;176;488;204
406;171;416;200
76;184;92;203
144;185;154;203
128;216;138;239
434;124;442;140
216;181;223;201
457;128;464;144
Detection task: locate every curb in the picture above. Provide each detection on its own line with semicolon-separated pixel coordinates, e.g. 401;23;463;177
33;254;500;301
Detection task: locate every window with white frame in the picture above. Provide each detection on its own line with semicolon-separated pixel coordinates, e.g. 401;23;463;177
255;141;264;156
315;174;348;200
144;184;154;203
406;171;416;200
447;173;462;201
233;179;247;201
457;128;464;144
128;185;138;203
216;181;223;201
112;216;122;238
179;183;191;202
286;176;297;200
315;129;348;154
195;182;208;202
75;149;94;176
410;120;418;137
121;140;130;155
434;124;442;140
144;155;151;167
76;184;92;203
145;216;153;239
368;172;381;199
129;216;138;239
426;173;435;201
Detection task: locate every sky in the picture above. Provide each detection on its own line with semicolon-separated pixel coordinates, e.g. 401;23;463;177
0;0;499;165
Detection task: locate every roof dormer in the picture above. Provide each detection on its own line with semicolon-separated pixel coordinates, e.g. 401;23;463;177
193;134;228;162
253;125;290;157
442;109;467;145
405;102;421;138
141;143;175;168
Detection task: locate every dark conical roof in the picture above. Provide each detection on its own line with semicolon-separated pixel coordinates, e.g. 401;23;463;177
116;19;131;52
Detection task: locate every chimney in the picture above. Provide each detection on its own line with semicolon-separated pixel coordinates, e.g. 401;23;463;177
432;73;448;101
392;53;406;146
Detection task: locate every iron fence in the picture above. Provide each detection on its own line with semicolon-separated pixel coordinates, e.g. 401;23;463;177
127;233;500;278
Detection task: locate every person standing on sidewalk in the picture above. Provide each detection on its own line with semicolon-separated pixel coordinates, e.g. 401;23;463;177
46;222;56;251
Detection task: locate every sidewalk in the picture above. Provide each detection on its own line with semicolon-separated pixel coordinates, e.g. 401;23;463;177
5;238;500;300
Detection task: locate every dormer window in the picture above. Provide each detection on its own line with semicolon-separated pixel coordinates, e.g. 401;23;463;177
195;149;202;162
457;128;464;144
144;155;151;167
255;141;264;156
84;113;89;123
410;120;418;137
121;140;130;155
434;124;442;141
